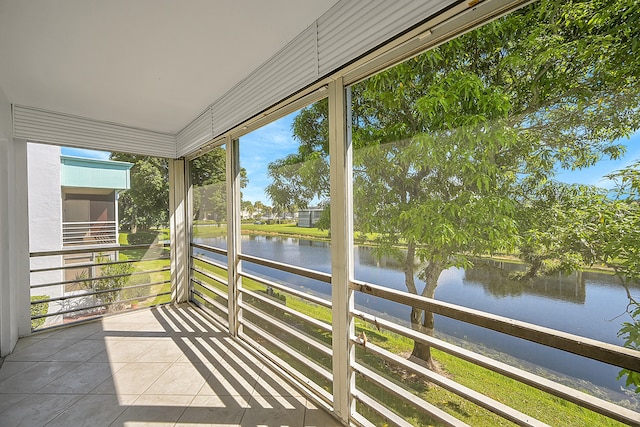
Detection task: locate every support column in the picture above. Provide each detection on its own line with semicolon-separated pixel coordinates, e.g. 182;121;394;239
15;140;30;337
0;136;30;356
226;137;241;336
169;158;189;303
329;77;355;423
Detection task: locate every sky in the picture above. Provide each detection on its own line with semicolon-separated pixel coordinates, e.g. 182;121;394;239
62;118;640;204
61;146;111;160
554;131;640;189
238;111;299;203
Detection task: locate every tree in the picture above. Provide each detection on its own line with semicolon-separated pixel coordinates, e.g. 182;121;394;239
191;148;226;222
114;148;245;230
241;200;255;218
513;181;609;280
266;0;640;367
597;162;640;391
110;154;169;233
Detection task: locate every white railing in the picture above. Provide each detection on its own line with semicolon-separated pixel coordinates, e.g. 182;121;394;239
30;243;171;329
189;242;640;427
62;220;117;246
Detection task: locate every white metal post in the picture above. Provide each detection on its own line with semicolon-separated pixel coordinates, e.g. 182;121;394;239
329;77;355;423
14;139;30;337
169;158;189;303
185;158;194;303
226;136;241;336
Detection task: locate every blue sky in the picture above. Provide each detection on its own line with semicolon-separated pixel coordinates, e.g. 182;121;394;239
61;146;111;160
239;112;299;203
554;130;640;188
62;119;640;203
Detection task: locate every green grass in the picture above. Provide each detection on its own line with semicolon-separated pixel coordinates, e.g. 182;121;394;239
193;224;227;238
242;223;330;239
192;222;331;240
116;231;171;308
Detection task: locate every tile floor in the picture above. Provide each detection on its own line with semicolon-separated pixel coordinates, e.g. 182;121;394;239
0;304;342;426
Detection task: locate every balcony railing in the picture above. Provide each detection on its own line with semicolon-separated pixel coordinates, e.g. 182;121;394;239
189;242;640;426
30;243;170;330
62;220;117;246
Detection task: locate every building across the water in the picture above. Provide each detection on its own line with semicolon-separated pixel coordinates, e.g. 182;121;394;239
297;208;324;228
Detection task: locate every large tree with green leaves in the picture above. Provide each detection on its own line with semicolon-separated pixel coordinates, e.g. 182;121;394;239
267;0;640;366
112;148;241;232
110;154;169;233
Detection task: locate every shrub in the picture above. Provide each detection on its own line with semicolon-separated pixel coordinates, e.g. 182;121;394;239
30;295;49;329
94;256;134;312
127;232;160;245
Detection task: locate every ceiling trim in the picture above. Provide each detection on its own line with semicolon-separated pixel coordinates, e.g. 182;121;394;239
13;105;176;158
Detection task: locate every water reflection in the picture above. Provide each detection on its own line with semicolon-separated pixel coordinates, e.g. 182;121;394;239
463;261;587;304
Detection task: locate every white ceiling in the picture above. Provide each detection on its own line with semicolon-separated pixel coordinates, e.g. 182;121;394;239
0;0;339;134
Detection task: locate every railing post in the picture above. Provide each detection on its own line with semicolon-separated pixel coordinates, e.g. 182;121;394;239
226;136;241;337
169;158;189;303
329;77;355;423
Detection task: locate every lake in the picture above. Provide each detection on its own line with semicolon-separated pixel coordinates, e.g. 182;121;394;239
194;234;640;406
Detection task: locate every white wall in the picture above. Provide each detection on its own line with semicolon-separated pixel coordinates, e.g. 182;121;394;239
0;87;31;356
27;143;63;326
28;143;62;251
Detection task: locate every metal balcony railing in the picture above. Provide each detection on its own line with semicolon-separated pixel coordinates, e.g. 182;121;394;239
62;220;117;246
30;243;170;330
188;242;640;427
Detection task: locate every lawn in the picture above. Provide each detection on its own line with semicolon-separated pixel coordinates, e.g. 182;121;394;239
193;222;331;240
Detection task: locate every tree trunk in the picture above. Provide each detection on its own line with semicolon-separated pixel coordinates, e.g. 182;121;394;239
409;257;444;369
521;257;543;280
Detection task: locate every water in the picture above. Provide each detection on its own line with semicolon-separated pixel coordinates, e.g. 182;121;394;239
194;234;640;404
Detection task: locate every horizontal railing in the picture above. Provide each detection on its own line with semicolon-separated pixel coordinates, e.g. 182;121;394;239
350;280;640;426
189;243;334;405
30;243;170;330
62;220;117;246
187;243;640;426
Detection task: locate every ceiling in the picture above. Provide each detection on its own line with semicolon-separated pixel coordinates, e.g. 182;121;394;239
0;0;339;135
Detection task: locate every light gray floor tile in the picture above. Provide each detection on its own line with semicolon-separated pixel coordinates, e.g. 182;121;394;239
5;338;80;362
0;393;81;427
197;363;258;397
39;361;126;394
11;336;44;352
0;361;79;393
252;367;305;398
0;306;335;427
133;339;185;363
109;400;187;427
98;338;159;362
176;395;248;427
47;322;102;340
304;400;342;427
0;393;31;415
145;362;212;395
240;395;306;427
47;338;106;362
92;361;172;395
0;361;38;382
44;394;127;427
